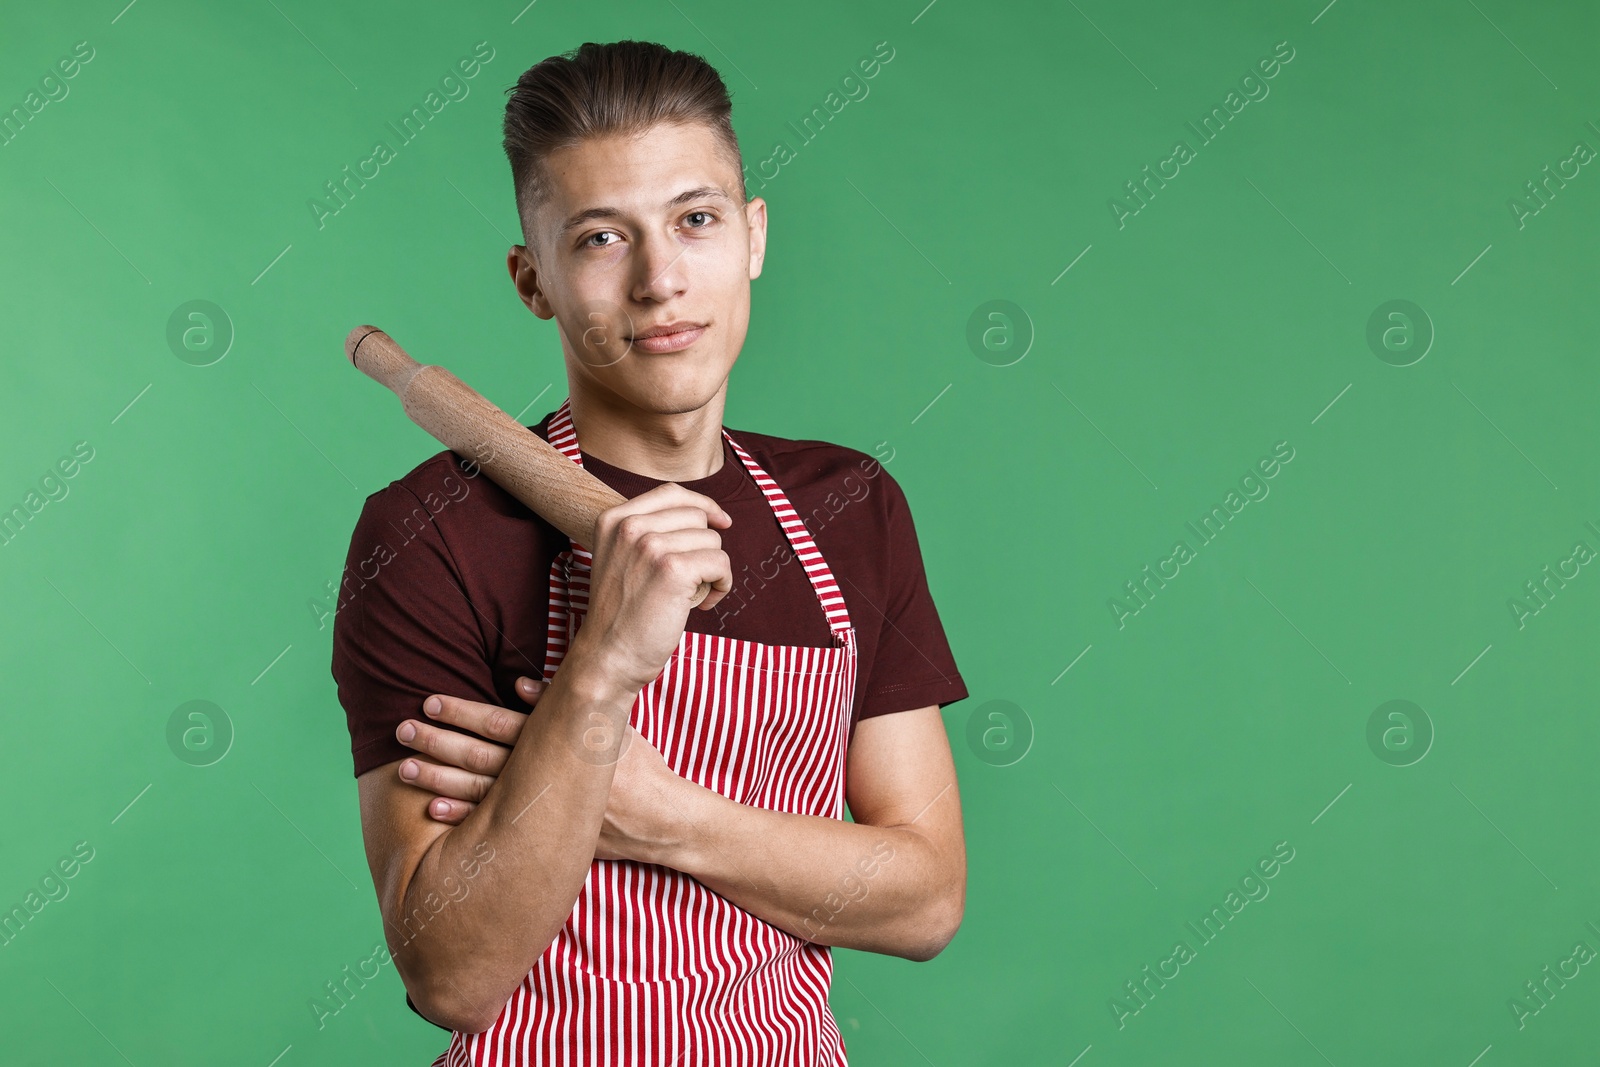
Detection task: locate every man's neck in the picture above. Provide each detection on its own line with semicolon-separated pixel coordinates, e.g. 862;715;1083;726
565;388;727;482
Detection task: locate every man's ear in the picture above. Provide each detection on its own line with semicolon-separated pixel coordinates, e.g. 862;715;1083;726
744;197;768;281
506;244;555;319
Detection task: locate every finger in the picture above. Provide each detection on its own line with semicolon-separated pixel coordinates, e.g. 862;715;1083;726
635;527;726;558
397;754;498;805
600;509;723;562
629;532;732;608
400;714;513;777
421;693;528;747
426;795;474;825
606;483;731;529
613;505;719;534
516;675;547;706
677;547;733;610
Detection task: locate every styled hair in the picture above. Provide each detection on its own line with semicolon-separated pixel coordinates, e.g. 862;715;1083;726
501;40;746;247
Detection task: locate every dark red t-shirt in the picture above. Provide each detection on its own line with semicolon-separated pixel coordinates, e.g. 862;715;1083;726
331;410;968;780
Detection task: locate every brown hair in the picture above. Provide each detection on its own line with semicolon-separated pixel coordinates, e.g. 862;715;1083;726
502;40;746;247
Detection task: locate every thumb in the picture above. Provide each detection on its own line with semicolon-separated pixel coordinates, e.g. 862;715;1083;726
516;676;547;704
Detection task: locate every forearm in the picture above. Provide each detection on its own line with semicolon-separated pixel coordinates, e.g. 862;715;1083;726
661;782;964;961
395;638;635;1031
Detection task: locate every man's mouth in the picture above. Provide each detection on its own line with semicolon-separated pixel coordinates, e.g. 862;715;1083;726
629;322;708;354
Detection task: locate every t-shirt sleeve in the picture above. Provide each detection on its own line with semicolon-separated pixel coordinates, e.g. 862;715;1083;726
331;479;501;780
856;466;968;721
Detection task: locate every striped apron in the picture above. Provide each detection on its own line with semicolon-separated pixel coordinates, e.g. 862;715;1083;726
434;397;857;1066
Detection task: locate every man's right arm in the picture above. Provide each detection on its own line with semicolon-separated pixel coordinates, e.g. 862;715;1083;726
352;481;734;1034
357;638;635;1033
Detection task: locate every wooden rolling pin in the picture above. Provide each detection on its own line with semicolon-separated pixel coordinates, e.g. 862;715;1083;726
345;325;714;606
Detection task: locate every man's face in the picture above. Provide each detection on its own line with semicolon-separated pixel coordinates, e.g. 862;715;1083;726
508;120;767;416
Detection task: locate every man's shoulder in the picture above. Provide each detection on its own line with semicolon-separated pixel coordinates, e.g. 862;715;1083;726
726;426;893;488
362;415;557;523
726;427;907;548
358;445;538;532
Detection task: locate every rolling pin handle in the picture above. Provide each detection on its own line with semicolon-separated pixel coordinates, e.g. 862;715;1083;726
345;325;383;365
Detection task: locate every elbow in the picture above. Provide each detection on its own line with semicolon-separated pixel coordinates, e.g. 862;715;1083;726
390;899;564;1034
400;926;559;1033
411;978;500;1035
897;849;966;962
902;894;965;963
394;937;505;1035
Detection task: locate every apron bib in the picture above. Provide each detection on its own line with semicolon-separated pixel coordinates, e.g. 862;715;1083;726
435;398;858;1066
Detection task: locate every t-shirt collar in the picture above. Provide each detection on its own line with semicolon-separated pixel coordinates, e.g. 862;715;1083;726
569;429;749;502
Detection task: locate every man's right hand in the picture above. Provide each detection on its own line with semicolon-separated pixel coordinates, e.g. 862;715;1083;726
572;482;734;695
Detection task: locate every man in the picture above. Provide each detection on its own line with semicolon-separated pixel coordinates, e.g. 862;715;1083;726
333;39;968;1065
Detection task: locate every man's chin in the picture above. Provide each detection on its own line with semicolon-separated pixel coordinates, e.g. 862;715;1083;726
635;388;724;417
593;365;730;416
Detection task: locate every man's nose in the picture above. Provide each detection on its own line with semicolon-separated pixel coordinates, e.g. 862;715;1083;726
632;229;691;301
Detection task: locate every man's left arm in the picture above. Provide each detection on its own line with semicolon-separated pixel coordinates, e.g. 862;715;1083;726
390;690;965;963
657;703;966;962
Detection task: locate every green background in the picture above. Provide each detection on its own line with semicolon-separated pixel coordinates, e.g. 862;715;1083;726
3;0;1597;1062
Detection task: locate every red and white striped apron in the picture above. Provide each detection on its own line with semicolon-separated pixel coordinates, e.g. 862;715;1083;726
434;397;857;1066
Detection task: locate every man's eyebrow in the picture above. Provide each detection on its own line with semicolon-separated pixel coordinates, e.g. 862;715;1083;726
559;186;735;235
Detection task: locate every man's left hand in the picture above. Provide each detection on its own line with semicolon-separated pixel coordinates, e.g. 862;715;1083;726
395;677;699;865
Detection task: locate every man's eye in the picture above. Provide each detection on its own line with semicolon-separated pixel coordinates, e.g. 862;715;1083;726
584;232;619;249
684;211;717;228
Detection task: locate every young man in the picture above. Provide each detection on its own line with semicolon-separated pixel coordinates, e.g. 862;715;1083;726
332;40;968;1065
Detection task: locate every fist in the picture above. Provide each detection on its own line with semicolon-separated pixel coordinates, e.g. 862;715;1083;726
575;482;734;693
